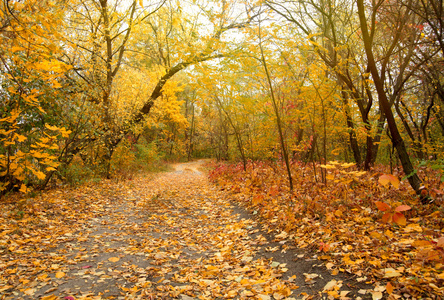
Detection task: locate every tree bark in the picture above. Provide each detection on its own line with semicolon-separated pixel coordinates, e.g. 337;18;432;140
356;0;424;197
340;87;362;165
258;19;293;191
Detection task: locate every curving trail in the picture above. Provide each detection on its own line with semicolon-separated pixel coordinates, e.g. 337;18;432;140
1;161;369;300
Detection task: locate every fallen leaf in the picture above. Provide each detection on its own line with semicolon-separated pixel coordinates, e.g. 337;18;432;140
386;282;394;294
41;295;59;300
404;223;423;233
378;174;400;189
24;288;36;296
372;291;383;300
395;205;411;212
323;279;337;291
383;268;401;278
393;212;406;226
108;257;120;262
375;201;391;212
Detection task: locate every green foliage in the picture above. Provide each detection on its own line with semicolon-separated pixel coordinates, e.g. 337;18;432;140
62;155;96;186
135;138;171;173
419;159;444;182
135;139;159;163
109;137;170;179
56;137;170;186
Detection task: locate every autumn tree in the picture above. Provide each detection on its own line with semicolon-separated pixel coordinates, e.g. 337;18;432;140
396;0;444;157
0;0;72;194
131;0;259;125
62;0;257;173
355;0;438;199
62;0;166;177
264;0;387;170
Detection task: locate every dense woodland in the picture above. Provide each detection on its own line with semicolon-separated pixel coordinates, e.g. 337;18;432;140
0;0;443;195
1;1;444;298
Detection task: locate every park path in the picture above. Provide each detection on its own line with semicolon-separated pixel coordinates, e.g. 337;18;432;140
1;160;369;300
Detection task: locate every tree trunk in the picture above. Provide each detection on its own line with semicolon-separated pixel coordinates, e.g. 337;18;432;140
187;103;195;161
341;88;362;166
357;0;424;198
258;20;293;191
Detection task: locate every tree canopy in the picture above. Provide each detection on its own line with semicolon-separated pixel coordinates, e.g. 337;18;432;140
1;0;443;197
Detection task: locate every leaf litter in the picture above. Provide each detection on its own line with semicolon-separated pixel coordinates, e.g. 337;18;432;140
209;161;444;299
1;161;390;299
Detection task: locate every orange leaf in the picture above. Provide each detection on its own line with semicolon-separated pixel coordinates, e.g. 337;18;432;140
378;174;400;189
41;295;58;300
319;242;330;252
269;186;279;197
437;237;444;248
252;195;263;206
393;212;406;226
413;240;434;248
395;205;411;212
382;212;392;223
386;282;394;295
108;257;120;262
55;271;65;279
417;249;441;261
375;201;391;212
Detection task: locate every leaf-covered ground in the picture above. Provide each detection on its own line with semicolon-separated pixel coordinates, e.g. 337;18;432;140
0;160;381;300
209;160;444;300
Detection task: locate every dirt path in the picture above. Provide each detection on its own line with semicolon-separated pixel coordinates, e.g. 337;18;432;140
1;161;372;300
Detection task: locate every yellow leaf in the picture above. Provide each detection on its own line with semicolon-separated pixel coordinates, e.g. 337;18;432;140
372;291;383;300
0;129;14;136
41;295;59;300
35;171;46;180
320;164;335;169
378;174;400;189
15;134;27;142
10;46;25;52
45;124;59;131
0;109;20;123
404;223;422;233
226;290;237;297
60;128;72;138
12;166;24;176
323;279;338;291
108;257;120;262
383;268;401;278
341;162;356;168
24;288;36;295
139;0;143;6
55;271;65;278
19;184;28;193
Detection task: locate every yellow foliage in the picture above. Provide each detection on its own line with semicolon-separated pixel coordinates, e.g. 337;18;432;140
0;0;69;194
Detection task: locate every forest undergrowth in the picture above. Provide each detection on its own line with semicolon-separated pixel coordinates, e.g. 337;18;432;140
209;160;444;299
